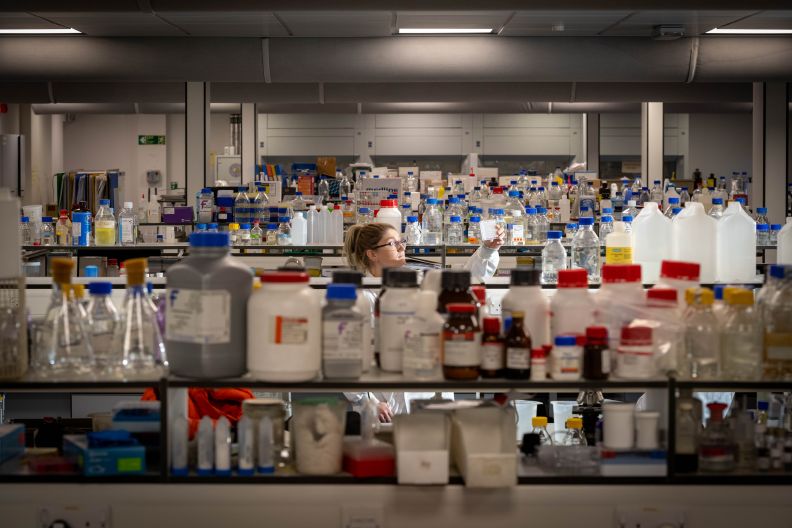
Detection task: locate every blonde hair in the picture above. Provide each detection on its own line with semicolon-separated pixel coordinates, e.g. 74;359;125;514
344;223;398;273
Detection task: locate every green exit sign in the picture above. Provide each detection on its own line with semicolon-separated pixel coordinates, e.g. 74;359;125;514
138;135;166;145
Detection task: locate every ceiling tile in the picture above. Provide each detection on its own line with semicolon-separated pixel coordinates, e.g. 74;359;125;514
396;11;512;32
0;13;64;29
502;11;632;36
601;10;753;36
36;12;185;36
722;10;792;30
277;12;393;37
157;11;288;36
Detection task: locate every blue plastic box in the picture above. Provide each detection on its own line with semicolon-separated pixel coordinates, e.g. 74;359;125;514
0;424;25;463
63;434;146;477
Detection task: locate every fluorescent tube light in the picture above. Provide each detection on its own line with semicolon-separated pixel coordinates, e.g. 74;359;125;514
0;28;81;34
398;28;493;34
706;27;792;34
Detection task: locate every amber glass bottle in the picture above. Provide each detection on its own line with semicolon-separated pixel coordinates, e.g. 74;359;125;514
442;303;481;380
505;311;532;379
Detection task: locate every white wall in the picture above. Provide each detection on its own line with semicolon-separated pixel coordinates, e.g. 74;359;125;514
166;114;185;189
687;113;752;180
62;114;167;204
0;103;20;135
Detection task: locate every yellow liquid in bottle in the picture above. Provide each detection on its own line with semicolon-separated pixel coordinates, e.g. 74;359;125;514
95;223;116;246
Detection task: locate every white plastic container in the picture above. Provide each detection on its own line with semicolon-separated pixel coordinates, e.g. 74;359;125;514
632;202;671;284
672;202;717;283
779;219;792;265
374;199;402;234
451;406;518;488
403;290;444;380
291;212;307;245
656;260;700;305
605;221;633;265
514;400;542;441
550;269;594;339
603;403;635;450
379;269;419;372
394;413;451;485
248;271;322;381
716;202;756;282
596;264;644;350
635;411;660;450
549;335;583;381
501;269;550;347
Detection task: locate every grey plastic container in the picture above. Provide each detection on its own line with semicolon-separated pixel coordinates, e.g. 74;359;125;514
165;232;253;378
322;284;364;379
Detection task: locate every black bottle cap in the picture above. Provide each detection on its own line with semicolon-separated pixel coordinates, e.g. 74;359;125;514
332;269;363;286
510;268;541;287
386;268;418;288
441;269;471;290
520;433;542;457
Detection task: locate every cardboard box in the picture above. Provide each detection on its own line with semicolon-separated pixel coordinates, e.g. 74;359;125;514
394;413;450;485
451;406;517;488
0;424;25;463
63;434;146;477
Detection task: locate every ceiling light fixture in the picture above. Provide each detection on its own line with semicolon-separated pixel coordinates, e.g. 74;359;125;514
706;27;792;34
398;28;493;34
0;28;81;34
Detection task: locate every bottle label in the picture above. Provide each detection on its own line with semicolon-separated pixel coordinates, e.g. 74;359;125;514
322;320;363;360
764;333;792;361
165;289;231;344
480;342;504;370
381;304;415;356
530;359;547;381
270;315;309;345
507;346;530;369
616;346;654;378
72;222;81;237
467;235;480;245
120;218;135;243
553;348;581;375
404;331;441;371
602;348;611;374
443;332;479;367
605;246;633;264
511;224;525;246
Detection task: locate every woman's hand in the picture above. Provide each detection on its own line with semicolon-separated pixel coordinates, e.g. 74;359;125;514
483;224;505;251
377;402;393;423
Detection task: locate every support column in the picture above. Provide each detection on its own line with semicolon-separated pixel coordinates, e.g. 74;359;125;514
641;102;664;186
753;82;789;224
18;104;32;205
584;113;600;174
185;82;210;200
241;103;257;183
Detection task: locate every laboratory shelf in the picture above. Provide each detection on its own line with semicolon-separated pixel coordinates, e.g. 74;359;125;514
0;379;161;393
675;380;792;391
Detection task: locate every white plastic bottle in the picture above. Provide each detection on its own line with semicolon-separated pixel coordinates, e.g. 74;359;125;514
197;416;214;476
605;221;633;265
779;218;792;265
170;415;189;476
237;415;255;476
550;269;595;339
331;205;344;244
332;270;373;373
501;268;550;348
672;202;717;283
378;269;419;372
375;199;402;234
403;290;444;380
596;264;644;351
292;212;308;246
117;202;138;246
716;201;756;282
214;416;232;476
632;202;672;284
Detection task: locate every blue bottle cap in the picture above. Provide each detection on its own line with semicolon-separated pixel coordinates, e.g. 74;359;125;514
99;199;110;206
407;216;418;222
579;217;595;226
359;207;371;214
672;207;682;214
278;217;290;223
240;223;251;230
669;197;679;203
566;223;578;229
508;191;519;197
450;216;461;223
555;335;577;346
602;208;613;214
197;223;207;230
713;284;725;300
539;186;545;191
449;197;459;204
209;223;218;229
201;187;212;193
495;208;505;215
771;224;782;230
537;207;547;214
737;198;746;205
757;207;767;214
84;265;99;278
327;283;357;300
88;281;113;295
758;401;769;411
601;216;613;223
267;223;278;230
622;215;633;222
526;208;537;215
41;216;53;222
20;216;29;222
295;191;303;196
427;199;438;205
238;187;247;192
189;232;230;247
712;198;723;204
547;231;562;239
757;224;769;231
470;216;481;223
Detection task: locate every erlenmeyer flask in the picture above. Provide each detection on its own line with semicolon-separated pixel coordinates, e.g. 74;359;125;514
113;258;168;380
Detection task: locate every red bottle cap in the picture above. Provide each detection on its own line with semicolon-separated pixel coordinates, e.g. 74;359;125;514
260;271;309;283
620;326;652;345
601;264;642;284
379;199;398;208
447;303;476;314
471;285;486;304
482;317;501;334
660;260;700;282
531;347;547;358
647;288;678;302
558;269;588;288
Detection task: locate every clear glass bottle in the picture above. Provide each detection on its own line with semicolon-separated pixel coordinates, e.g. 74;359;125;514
492;208;506;233
266;222;278;245
19;216;32;245
467;216;482;245
665;197;680;218
291;192;308;213
684;287;721;380
524;208;539;245
112;258;167;380
34;258;94;379
709;198;725;219
233;186;250;225
317;176;330;204
422;198;444;245
531;416;554;446
769;224;781;245
405;216;422;245
563;417;587;446
699;402;736;472
446;216;464;245
598;215;613;246
535;207;550;243
340;172;354;197
622;200;639;220
675;400;701;473
756;224;770;246
86;281;121;375
276;216;292;245
55;209;72;246
541;231;567;285
763;268;792;380
250;221;264;245
721;289;762;380
39;217;55;246
638;187;651;206
238;223;251;245
565;222;578;242
117;201;138;246
571;217;600;284
649;180;664;203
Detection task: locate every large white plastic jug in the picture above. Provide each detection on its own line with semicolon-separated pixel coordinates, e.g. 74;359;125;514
632;202;671;284
716;202;756;282
672;202;717;283
778;218;792;265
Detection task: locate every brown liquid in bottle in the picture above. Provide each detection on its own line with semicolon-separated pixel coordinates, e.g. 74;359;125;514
505;311;532;379
442;303;480;380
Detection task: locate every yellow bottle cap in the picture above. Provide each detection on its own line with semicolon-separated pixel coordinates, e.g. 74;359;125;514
532;416;548;427
728;289;754;306
566;417;583;429
124;258;147;287
722;286;742;304
71;284;85;300
685;287;714;306
230;223;240;230
51;257;74;285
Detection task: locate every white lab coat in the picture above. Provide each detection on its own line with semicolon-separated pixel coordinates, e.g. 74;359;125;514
344;246;500;417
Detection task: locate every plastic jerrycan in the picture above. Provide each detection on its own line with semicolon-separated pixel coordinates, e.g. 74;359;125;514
778;219;792;265
716;202;756;282
672;202;717;283
632;202;671;284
